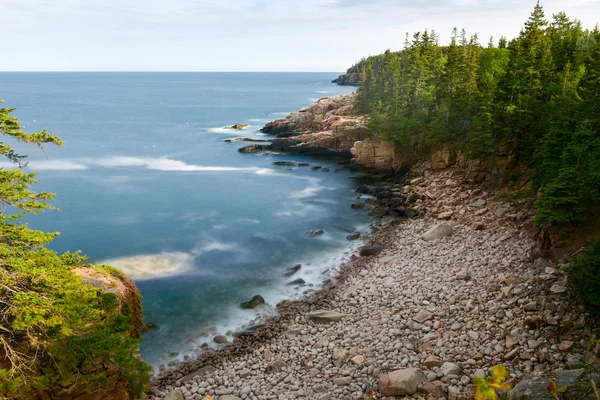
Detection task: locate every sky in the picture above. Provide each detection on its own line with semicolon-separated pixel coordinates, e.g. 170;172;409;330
1;0;600;72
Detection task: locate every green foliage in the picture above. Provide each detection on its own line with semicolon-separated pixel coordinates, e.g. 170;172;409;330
0;101;150;398
569;237;600;319
352;3;600;225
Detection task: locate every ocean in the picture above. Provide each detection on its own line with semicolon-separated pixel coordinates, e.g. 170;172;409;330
0;72;372;369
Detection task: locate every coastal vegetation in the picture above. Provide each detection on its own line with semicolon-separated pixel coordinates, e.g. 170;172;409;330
0;101;151;398
350;2;600;318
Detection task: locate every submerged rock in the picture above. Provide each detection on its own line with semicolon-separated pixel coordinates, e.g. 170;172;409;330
141;322;158;333
309;166;322;171
282;264;302;277
287;278;306;286
308;229;324;237
240;294;266;309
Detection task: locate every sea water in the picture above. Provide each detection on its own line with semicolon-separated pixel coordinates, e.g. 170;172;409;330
0;72;372;369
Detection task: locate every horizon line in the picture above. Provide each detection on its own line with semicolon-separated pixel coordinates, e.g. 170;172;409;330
0;70;345;73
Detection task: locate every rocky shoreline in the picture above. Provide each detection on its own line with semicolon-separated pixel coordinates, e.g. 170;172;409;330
148;157;599;400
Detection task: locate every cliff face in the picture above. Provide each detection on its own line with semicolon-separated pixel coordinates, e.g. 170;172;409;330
350;140;407;171
261;94;368;156
331;73;361;86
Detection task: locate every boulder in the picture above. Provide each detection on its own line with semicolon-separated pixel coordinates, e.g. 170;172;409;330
379;368;424;396
240;294;266;309
308;310;346;324
287;278;306;286
441;362;462;376
421;224;453;242
213;335;228;344
359;244;384;257
308;229;324;237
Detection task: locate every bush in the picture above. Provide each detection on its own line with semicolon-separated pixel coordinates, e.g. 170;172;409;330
570;237;600;319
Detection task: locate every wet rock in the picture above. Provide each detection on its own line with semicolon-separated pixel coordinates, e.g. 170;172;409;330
309;166;322;171
346;232;361;240
213;335;228;344
308;310;346;324
225;124;248;130
240;294;266;309
308;229;325;237
379;368;424;396
359;244;384;257
238;144;269;153
351;202;364;209
287;278;306;286
272;161;298;166
283;264;302;277
355;185;369;194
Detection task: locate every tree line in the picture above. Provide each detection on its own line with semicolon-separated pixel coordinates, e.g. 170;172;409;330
354;2;600;226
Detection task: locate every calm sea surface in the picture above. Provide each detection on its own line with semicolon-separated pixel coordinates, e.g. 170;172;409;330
0;72;371;369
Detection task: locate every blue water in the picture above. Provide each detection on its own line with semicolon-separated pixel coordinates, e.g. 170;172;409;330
0;72;369;369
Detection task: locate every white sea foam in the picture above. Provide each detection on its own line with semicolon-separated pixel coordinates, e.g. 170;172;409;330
103;252;193;280
315;91;331;94
104;240;240;280
7;156;276;175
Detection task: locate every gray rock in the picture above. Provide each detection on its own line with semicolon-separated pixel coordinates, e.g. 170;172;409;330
220;396;243;400
471;199;487;208
308;310;346;324
421;224;453;242
379;368;424;396
509;369;585;399
308;229;325;237
441;362;462;376
333;376;352;386
287;278;306;286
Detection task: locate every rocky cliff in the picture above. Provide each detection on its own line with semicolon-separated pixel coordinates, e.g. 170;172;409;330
331;73;361;86
260;94;368;156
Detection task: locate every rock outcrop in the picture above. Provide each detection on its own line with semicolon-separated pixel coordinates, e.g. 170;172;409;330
350;140;406;172
260;94;367;156
331;73;361;86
